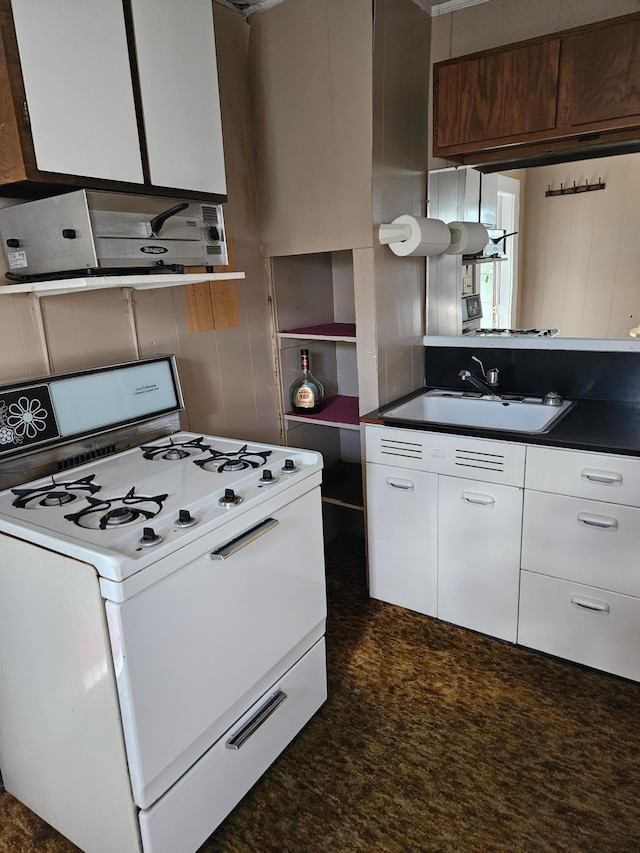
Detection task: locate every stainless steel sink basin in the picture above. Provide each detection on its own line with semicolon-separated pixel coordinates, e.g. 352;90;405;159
382;390;575;434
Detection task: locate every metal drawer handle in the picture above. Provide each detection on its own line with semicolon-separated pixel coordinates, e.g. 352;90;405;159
386;477;414;491
211;517;279;560
461;491;495;507
225;690;287;750
570;594;610;614
581;469;623;486
577;512;618;531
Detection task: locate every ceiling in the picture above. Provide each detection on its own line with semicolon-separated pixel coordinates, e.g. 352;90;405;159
218;0;486;18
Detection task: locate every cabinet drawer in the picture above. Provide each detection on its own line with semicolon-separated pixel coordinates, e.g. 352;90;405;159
525;446;640;506
139;638;327;853
518;572;640;681
522;491;640;596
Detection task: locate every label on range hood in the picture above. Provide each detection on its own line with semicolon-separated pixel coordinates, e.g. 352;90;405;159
0;356;182;459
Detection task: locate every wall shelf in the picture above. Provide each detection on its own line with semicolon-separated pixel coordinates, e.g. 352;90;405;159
278;322;356;342
285;395;360;430
0;272;245;297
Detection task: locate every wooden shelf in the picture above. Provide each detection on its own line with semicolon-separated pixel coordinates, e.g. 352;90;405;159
278;322;356;342
321;460;363;511
285;395;360;430
0;272;245;297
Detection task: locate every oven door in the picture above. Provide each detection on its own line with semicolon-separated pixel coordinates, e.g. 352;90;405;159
104;486;326;809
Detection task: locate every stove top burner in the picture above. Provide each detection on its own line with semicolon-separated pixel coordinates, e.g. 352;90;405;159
141;437;211;461
472;328;559;337
64;487;168;530
11;475;102;510
194;444;273;474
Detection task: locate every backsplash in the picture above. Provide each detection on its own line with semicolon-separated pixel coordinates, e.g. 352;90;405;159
425;345;640;404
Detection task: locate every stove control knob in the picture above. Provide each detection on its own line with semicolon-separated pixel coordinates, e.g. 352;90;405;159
139;526;162;547
176;509;197;527
259;469;277;486
219;488;242;508
282;458;298;473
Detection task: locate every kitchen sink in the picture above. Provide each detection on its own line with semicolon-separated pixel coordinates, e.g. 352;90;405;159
381;389;575;434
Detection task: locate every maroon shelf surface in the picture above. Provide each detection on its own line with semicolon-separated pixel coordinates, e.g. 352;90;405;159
286;395;359;426
279;323;356;339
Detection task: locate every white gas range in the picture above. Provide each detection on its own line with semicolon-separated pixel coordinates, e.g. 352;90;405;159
0;357;327;853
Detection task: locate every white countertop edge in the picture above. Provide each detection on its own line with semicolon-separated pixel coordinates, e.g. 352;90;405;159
423;335;640;352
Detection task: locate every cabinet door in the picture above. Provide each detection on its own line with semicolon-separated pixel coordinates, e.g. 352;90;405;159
434;39;560;152
366;463;438;617
559;17;640;131
10;0;143;183
438;476;522;641
130;0;226;195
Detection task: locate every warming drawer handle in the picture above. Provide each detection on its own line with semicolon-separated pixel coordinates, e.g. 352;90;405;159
461;491;495;507
386;477;415;491
570;594;610;614
225;690;288;750
577;512;618;531
210;517;279;560
581;469;623;486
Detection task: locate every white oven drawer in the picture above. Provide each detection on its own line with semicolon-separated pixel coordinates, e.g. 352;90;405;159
105;486;326;810
518;571;640;681
525;446;640;506
139;638;327;853
522;490;640;596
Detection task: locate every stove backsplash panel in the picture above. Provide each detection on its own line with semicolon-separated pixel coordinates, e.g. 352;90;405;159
425;345;640;403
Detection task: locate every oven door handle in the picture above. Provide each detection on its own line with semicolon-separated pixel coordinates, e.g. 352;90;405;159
210;517;279;560
225;690;288;750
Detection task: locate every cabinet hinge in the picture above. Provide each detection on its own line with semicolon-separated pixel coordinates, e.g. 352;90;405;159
21;100;31;133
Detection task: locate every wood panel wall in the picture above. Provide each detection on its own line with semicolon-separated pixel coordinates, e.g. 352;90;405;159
0;5;281;446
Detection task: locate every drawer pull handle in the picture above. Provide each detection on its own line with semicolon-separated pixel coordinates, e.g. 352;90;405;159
577;512;618;531
461;491;495;507
581;469;623;486
211;518;279;560
570;595;610;614
386;477;414;491
225;690;288;750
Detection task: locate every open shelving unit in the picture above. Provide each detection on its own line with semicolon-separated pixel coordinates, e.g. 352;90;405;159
269;252;364;537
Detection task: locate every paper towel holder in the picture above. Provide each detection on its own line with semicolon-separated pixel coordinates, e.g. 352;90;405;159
378;215;451;257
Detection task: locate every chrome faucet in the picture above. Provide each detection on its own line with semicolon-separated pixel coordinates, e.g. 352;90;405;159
458;356;501;399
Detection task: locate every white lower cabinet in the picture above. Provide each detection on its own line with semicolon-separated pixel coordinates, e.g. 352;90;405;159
365;425;525;639
438;476;523;641
518;444;640;680
366;425;640;682
518;572;640;682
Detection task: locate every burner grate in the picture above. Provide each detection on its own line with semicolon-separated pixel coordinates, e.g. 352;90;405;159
141;437;211;461
12;475;102;509
194;444;273;474
64;487;168;530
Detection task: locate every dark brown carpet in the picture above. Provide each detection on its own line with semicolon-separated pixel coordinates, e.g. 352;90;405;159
2;535;640;853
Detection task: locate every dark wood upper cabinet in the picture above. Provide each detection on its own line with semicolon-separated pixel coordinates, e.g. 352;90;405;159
433;13;640;170
435;40;561;148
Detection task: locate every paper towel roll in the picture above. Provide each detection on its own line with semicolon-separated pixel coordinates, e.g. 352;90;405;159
444;221;489;255
378;215;450;257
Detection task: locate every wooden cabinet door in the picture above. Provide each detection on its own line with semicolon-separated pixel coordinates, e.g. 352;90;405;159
434;39;561;153
558;17;640;131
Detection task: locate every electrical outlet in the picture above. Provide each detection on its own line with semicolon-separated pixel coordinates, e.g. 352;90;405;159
462;275;473;295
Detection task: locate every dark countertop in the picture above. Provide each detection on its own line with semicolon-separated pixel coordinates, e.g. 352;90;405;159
361;389;640;458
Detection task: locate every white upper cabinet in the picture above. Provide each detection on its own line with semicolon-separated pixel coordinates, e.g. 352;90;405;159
10;0;143;183
4;0;226;198
130;0;226;196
